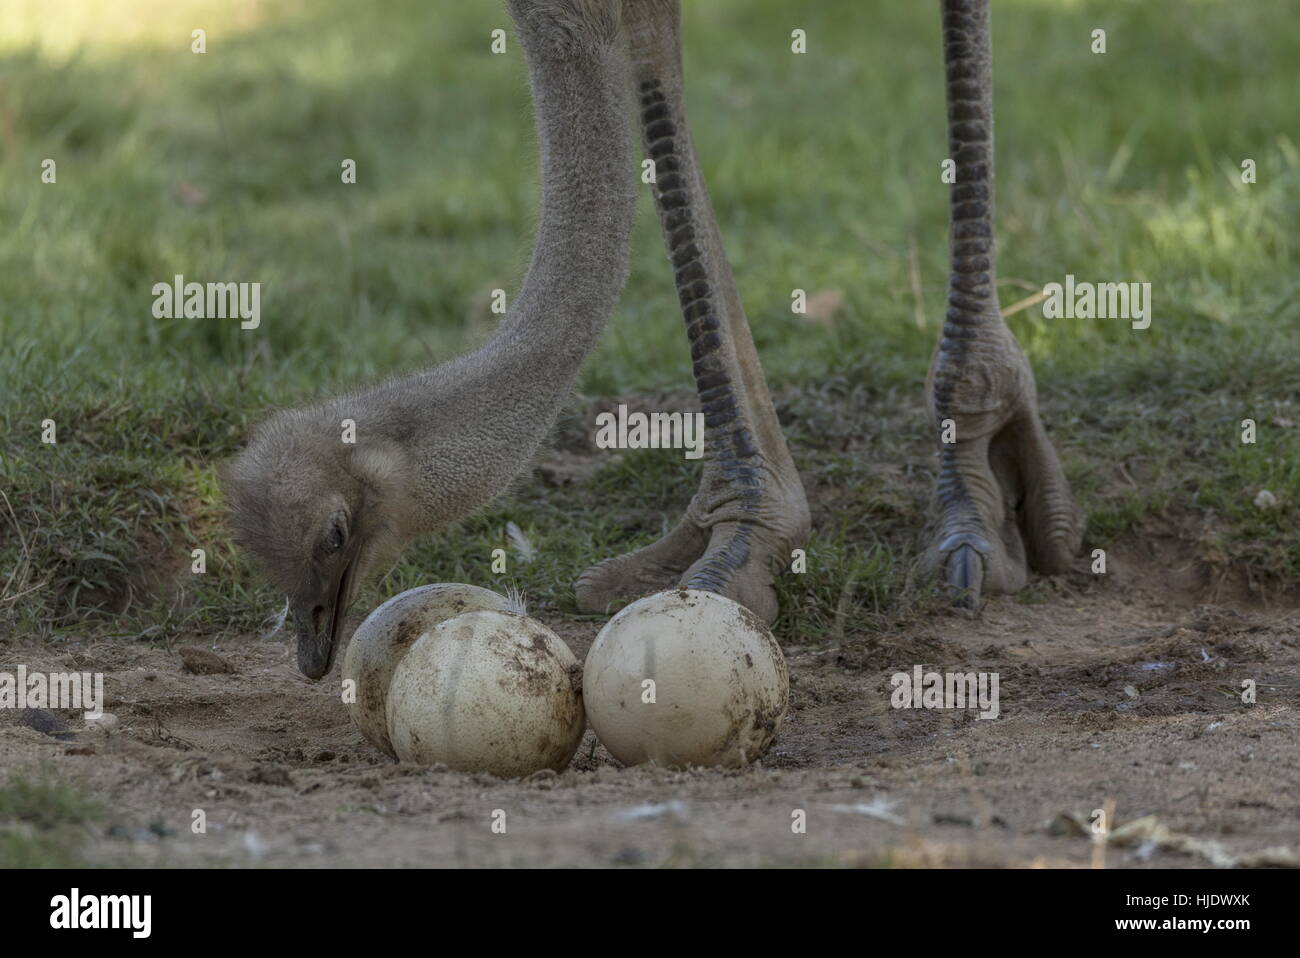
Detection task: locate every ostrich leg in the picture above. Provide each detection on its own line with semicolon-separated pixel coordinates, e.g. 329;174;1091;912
924;0;1082;605
575;0;809;623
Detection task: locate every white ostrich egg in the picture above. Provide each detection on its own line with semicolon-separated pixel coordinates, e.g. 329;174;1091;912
583;589;789;768
342;583;514;757
386;610;585;777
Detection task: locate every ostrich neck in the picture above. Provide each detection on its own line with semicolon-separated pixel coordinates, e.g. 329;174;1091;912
487;40;636;380
352;22;636;532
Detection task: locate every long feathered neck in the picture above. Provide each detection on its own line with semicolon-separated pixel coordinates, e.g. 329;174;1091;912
336;3;637;535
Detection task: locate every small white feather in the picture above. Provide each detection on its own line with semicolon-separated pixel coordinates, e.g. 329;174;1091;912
504;584;529;616
260;598;290;640
505;521;536;564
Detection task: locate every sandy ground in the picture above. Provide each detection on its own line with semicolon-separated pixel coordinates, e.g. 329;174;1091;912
3;539;1298;869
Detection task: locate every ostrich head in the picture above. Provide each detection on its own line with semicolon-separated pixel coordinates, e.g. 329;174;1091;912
223;408;411;679
222;0;638;679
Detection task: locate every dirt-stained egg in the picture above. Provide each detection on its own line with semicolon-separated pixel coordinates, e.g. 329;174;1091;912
342;584;514;758
582;589;788;768
386;610;585;777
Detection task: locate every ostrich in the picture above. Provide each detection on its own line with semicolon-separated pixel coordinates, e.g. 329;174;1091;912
225;0;1079;680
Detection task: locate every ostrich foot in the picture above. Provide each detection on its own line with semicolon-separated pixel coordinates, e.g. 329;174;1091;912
922;403;1082;609
575;472;808;625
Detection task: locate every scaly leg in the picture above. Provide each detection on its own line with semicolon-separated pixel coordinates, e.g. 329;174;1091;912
925;0;1082;606
575;0;809;623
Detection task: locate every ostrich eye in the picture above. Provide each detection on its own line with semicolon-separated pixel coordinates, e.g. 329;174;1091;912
322;523;345;555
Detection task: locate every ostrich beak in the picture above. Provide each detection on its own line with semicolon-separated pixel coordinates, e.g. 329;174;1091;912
293;554;358;680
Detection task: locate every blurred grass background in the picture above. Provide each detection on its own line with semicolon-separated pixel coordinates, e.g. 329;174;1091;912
1;0;1297;645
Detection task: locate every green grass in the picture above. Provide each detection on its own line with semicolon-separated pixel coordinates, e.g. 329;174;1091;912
1;0;1297;645
0;770;103;867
